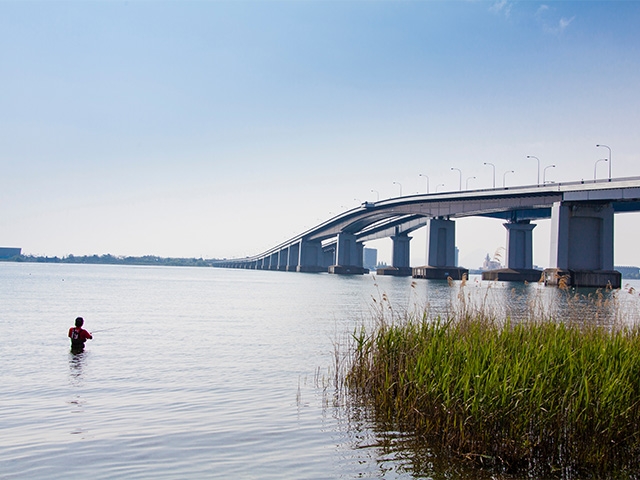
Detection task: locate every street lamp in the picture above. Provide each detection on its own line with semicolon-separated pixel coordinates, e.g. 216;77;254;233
527;155;540;186
435;183;445;192
596;144;612;181
466;176;476;190
370;189;379;201
543;165;556;184
594;159;608;182
483;162;496;188
451;167;462;190
503;170;514;187
419;173;430;194
393;181;403;196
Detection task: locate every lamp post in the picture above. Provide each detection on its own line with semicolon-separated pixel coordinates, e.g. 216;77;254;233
370;189;379;201
466;176;476;190
527;155;540;186
503;170;514;187
451;167;462;190
419;173;430;194
594;159;608;182
393;181;403;196
435;183;445;192
483;162;496;188
543;164;556;184
596;144;612;181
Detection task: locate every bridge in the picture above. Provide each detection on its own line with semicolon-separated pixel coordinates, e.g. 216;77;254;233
214;177;640;288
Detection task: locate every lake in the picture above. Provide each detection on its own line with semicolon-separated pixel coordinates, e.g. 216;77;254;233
2;263;639;479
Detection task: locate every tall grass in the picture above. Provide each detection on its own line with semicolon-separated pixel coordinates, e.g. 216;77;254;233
345;280;640;478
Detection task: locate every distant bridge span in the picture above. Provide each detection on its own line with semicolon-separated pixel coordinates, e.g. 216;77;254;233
215;177;640;287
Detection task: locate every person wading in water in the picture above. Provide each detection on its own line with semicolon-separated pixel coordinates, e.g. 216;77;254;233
68;317;92;354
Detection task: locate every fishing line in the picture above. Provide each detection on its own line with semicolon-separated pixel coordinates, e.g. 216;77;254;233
90;327;117;333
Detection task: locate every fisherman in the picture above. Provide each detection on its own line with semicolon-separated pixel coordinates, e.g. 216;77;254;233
68;317;92;353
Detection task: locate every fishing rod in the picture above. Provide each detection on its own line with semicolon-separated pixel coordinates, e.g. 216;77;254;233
90;327;117;333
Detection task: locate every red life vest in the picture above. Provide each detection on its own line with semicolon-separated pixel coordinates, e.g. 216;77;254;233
70;328;85;349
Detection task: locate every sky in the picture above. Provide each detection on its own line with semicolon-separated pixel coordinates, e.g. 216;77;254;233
1;0;640;269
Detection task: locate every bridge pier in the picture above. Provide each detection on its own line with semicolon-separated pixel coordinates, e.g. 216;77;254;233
278;247;288;271
268;252;278;270
506;221;536;269
482;221;543;282
329;232;367;275
414;218;467;280
323;247;335;270
377;233;413;276
285;242;299;271
296;240;326;273
544;201;621;288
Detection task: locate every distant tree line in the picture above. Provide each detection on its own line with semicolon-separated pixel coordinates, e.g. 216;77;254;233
3;254;640;278
2;254;223;267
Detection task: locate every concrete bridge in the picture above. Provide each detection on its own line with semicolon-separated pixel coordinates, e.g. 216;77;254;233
214;177;640;287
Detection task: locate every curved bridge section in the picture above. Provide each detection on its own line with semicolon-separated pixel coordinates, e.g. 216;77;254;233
215;177;640;287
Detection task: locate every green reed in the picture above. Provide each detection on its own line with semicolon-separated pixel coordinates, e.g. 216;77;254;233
345;281;640;477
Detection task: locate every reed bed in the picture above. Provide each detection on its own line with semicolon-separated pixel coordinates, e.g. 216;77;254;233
344;280;640;478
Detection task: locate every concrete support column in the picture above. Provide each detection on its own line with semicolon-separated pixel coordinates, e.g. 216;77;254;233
269;252;278;270
287;242;300;271
426;218;456;267
545;201;619;288
549;202;614;270
329;232;366;274
296;240;324;272
336;233;358;266
375;233;413;276
323;247;335;269
504;221;536;270
278;247;288;271
391;234;411;268
414;218;467;279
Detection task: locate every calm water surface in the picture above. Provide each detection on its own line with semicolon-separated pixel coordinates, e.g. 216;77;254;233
2;263;639;479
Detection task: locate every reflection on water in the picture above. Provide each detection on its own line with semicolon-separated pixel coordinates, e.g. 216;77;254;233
339;400;519;479
68;351;89;437
68;351;87;384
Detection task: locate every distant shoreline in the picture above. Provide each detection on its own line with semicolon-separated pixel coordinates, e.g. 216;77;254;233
2;255;639;279
0;254;222;268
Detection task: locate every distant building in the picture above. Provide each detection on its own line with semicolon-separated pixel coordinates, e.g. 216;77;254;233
616;266;640;279
363;248;378;271
0;247;21;259
481;253;502;271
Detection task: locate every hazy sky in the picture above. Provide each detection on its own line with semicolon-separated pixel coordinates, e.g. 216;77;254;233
1;0;639;269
